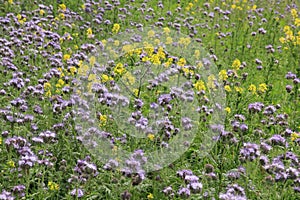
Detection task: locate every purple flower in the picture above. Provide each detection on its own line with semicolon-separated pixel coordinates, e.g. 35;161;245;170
268;134;286;146
177;187;190;198
240;143;260;161
70;188;84;198
163;186;173;195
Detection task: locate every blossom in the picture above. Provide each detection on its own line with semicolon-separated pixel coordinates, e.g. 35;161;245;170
112;23;120;34
232;58;241;70
48;181;59;191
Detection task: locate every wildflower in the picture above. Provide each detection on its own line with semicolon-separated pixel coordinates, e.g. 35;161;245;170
166;37;173;44
39;9;45;15
219;70;228;81
194;80;206;91
148;30;155;38
291;132;300;141
59;4;67;12
258;83;267;93
147;193;154;199
248;84;257;94
89;56;96;66
44;82;52;91
63;54;71;61
87;28;93;36
163;27;170;34
70;188;84;198
114;63;126;75
147;134;155;141
48;181;59;191
114;40;120;46
112;23;120;34
0;137;2;145
194;50;200;59
177;58;186;67
151;54;161;65
69;66;77;76
8;0;13;4
234;86;244;94
224;85;231;92
291;9;298;19
279;37;286;44
207;75;216;89
99;114;107;126
232;58;241;70
56;79;65;88
225;107;231;113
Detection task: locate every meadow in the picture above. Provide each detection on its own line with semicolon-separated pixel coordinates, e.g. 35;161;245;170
0;0;299;199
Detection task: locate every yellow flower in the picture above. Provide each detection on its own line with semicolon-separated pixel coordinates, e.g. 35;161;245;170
295;18;300;27
44;82;52;90
0;137;2;145
48;181;59;191
225;107;231;113
151;54;161;65
133;89;139;97
232;59;241;70
89;56;96;66
114;63;126;75
232;4;237;9
7;160;15;168
248;84;257;94
112;23;120;34
219;70;228;81
163;27;170;34
252;5;257;10
63;54;70;61
56;79;65;88
291;132;300;141
147;193;154;199
194;80;206;91
258;83;267;93
122;72;135;85
194;50;200;59
177;58;186;67
291;9;298;19
87;28;93;36
147;134;155;141
166;37;173;44
101;74;109;83
224;85;231;92
39;9;45;15
59;4;67;11
148;30;155;38
234;86;244;94
59;13;65;20
69;66;77;76
45;90;52;97
99;114;107;126
88;74;96;81
279;37;286;44
114;40;120;46
8;0;13;4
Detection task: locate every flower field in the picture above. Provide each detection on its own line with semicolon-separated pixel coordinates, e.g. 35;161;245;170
0;0;299;199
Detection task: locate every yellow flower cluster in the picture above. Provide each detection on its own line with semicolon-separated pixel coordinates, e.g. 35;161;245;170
48;181;59;191
112;23;120;34
258;83;267;93
17;14;26;25
219;70;228;81
280;24;300;46
248;84;257;95
232;58;241;70
291;132;300;141
114;63;126;75
99;114;107;127
194;80;206;91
